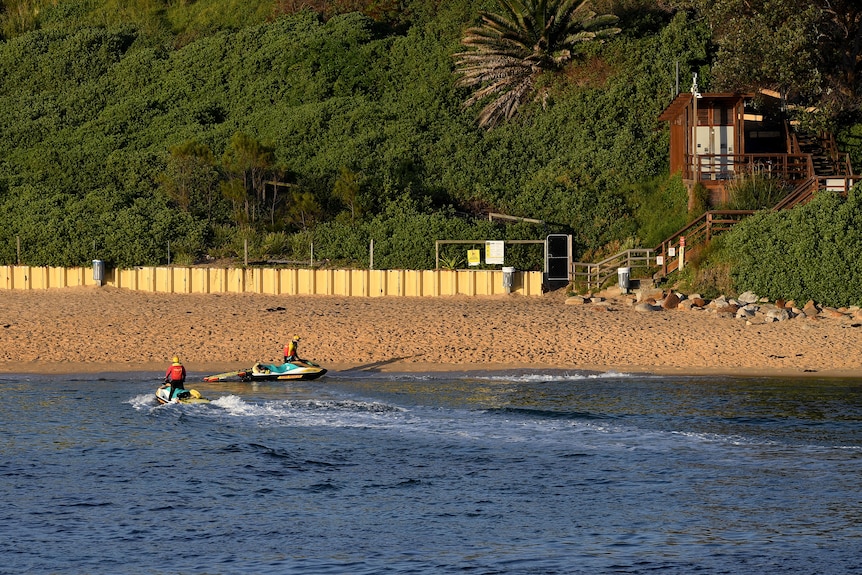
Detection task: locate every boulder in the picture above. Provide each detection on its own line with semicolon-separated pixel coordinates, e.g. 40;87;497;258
662;292;681;310
821;308;847;319
565;296;588;305
736;307;755;319
636;288;665;303
634;302;663;313
766;308;791;322
679;299;704;311
715;304;739;317
710;296;729;309
738;291;759;304
803;300;820;317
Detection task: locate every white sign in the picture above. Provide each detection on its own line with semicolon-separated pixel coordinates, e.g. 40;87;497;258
485;241;505;265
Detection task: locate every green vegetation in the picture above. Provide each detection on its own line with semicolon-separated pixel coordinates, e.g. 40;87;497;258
712;189;862;307
1;0;861;305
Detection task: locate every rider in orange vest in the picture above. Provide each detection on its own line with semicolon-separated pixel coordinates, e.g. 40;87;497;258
163;356;187;401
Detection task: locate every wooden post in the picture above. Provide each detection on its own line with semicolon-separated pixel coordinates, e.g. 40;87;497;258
679;236;686;270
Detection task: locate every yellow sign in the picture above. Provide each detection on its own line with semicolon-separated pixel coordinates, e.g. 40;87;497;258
467;249;481;267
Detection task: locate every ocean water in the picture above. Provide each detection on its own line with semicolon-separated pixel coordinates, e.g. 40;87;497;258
1;369;861;575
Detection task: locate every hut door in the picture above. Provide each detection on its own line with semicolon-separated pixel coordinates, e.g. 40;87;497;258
696;126;734;180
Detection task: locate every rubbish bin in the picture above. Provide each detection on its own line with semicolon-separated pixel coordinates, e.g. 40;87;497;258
617;267;630;293
92;260;105;286
502;266;515;294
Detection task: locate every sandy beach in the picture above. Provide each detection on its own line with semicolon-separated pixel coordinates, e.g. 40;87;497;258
1;286;861;378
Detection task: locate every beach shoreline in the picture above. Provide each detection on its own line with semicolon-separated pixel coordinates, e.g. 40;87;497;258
2;286;861;379
3;361;861;380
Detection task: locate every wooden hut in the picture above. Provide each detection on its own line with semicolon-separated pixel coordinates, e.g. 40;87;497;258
657;89;817;209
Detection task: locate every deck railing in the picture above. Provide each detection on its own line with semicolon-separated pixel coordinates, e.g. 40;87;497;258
690;153;814;184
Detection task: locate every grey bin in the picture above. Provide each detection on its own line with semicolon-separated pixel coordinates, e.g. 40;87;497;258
92;260;105;286
617;266;630;293
502;266;515;294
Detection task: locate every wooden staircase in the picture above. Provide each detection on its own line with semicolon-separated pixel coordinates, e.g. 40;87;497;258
795;131;853;178
571;139;856;290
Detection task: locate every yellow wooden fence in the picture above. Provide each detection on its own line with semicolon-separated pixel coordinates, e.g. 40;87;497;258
0;265;544;297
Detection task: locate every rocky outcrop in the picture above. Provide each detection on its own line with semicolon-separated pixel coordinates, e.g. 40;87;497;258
565;287;860;324
602;289;859;323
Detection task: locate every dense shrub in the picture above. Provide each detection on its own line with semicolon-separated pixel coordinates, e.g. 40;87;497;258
717;187;862;307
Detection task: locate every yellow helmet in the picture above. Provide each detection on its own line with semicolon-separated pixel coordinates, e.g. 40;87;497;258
172;356;180;364
293;335;301;341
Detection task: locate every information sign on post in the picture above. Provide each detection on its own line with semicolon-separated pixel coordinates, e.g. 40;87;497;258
485;241;505;265
467;249;481;267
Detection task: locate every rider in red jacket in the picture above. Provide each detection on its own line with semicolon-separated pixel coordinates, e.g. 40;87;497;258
163;356;187;401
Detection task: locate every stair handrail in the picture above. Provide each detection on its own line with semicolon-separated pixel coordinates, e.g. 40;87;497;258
842;153;855;177
653;210;755;279
571;248;654;291
771;176;818;211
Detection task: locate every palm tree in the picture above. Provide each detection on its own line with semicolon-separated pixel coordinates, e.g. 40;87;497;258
454;0;620;128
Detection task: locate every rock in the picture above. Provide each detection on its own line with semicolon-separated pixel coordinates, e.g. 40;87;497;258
766;308;791;322
636;288;664;303
775;299;786;309
736;307;755;319
679;299;703;311
715;304;739;317
690;297;706;308
662;292;681;310
710;296;728;309
565;296;588;305
634;302;663;313
821;308;847;319
803;300;819;317
738;291;759;304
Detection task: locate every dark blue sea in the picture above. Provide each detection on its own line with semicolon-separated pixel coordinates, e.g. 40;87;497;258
2;370;861;574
